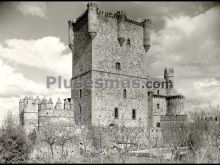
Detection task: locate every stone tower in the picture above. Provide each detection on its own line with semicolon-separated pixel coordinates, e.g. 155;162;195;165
69;2;151;127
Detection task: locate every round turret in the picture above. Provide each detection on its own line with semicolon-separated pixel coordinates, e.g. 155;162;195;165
164;67;174;96
47;97;53;110
70;99;74;110
64;99;70;110
40;97;47;110
68;20;74;50
142;19;151;52
87;2;98;39
55;98;62;109
27;95;34;104
35;96;40;104
24;95;28;104
116;11;126;46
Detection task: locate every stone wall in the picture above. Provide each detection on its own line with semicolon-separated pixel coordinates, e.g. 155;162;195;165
92;11;147;78
92;71;148;127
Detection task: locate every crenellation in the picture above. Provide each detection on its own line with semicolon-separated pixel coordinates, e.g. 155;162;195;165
19;96;75;134
19;3;187;149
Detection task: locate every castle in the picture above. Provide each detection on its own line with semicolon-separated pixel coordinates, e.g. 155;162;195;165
19;3;187;145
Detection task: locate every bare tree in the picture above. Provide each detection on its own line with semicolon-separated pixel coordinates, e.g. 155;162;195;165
106;121;142;164
56;127;78;158
0;111;31;163
39;124;58;158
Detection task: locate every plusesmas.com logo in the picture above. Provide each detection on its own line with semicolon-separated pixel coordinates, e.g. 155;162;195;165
46;76;173;89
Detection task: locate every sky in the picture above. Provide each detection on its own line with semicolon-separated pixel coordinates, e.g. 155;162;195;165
0;1;220;123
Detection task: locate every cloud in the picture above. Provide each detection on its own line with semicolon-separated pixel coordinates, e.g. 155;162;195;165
0;36;72;124
0;37;72;78
0;57;70;124
15;2;47;18
147;6;220;110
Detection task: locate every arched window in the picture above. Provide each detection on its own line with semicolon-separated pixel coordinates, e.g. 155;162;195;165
157;103;160;109
156;122;160;127
114;108;119;119
127;38;130;45
116;62;121;70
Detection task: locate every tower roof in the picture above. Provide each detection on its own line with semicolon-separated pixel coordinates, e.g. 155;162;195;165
41;97;47;104
48;97;53;104
56;98;62;104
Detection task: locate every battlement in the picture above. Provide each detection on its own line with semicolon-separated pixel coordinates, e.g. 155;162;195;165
164;67;174;77
72;3;150;28
167;95;185;100
19;95;74;111
160;115;187;121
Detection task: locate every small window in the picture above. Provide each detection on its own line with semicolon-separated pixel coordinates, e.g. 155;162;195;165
157;103;160;109
123;89;127;99
156;122;160;127
127;38;130;45
114;108;118;119
79;89;82;98
132;109;136;120
116;62;121;70
79;106;81;114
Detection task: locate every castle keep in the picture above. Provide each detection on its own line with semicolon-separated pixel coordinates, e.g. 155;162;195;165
69;2;186;129
19;3;187;144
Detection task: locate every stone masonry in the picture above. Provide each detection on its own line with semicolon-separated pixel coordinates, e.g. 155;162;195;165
19;2;187;147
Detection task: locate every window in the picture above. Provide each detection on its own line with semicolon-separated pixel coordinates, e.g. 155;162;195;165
79;89;82;98
157;103;160;109
116;62;121;70
157;90;159;95
156;122;160;127
79;106;81;114
127;38;130;45
114;108;118;119
123;89;127;99
132;109;136;120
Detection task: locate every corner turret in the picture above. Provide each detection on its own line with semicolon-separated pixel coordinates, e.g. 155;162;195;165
115;11;126;46
142;19;151;52
47;97;53;109
40;97;47;110
64;99;70;110
68;20;75;50
164;67;174;96
87;2;98;39
55;98;62;109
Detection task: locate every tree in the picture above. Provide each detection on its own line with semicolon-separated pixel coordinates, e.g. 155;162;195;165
56;127;78;159
39;124;58;158
0;111;32;163
106;122;141;164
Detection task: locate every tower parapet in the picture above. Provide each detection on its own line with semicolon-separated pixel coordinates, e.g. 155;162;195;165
70;3;152;53
19;96;76;134
167;94;185;115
